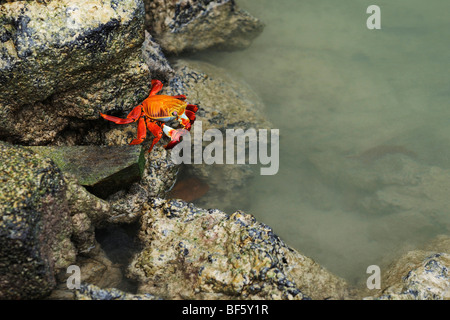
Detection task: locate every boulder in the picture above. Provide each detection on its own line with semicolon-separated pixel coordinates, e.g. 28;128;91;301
144;0;264;54
128;198;349;300
0;0;149;145
365;235;450;300
102;127;181;223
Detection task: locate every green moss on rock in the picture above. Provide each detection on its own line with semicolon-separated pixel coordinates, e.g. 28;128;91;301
29;145;145;199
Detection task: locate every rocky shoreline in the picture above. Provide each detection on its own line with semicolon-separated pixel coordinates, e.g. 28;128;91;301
0;0;448;300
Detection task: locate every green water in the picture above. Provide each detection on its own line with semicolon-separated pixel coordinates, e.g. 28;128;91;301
194;0;450;284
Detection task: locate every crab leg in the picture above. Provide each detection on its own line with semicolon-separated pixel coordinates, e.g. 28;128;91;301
184;110;196;121
100;105;142;124
172;94;187;100
146;119;163;153
129;117;146;145
149;79;164;96
186;104;198;112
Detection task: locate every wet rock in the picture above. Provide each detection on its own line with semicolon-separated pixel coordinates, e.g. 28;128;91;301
75;245;124;290
29;145;146;199
0;0;149;145
48;242;125;300
0;141;76;299
365;235;450;300
163;59;275;212
75;283;160;300
144;0;264;55
128;198;349;300
64;174;111;227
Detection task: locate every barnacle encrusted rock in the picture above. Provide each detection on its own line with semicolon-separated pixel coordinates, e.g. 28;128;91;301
365;235;450;300
0;0;149;144
144;0;264;54
128;198;349;300
0;141;76;299
75;283;160;300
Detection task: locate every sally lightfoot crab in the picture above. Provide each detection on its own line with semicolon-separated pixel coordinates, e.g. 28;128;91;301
100;80;198;152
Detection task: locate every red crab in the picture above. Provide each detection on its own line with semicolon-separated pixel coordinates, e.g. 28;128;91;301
100;80;198;152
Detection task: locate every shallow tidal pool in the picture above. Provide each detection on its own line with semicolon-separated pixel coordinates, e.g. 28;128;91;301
190;0;450;285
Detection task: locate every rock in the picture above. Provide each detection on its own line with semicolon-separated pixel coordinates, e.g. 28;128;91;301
48;243;125;300
64;173;111;227
102;127;180;223
365;236;450;300
168;59;273;145
0;141;76;299
128;198;349;300
75;245;124;291
28;145;146;199
75;283;160;300
144;0;264;54
0;0;149;145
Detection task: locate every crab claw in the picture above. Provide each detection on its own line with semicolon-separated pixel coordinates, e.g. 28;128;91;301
163;126;189;149
186;104;198;112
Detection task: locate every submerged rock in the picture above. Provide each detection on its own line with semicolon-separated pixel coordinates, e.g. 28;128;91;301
309;149;450;240
128;198;349;300
0;141;76;299
167;176;210;202
144;0;264;54
0;0;149;145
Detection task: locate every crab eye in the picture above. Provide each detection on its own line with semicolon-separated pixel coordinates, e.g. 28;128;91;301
173;111;178;116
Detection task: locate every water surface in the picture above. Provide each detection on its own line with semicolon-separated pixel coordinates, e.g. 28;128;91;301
193;0;450;284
